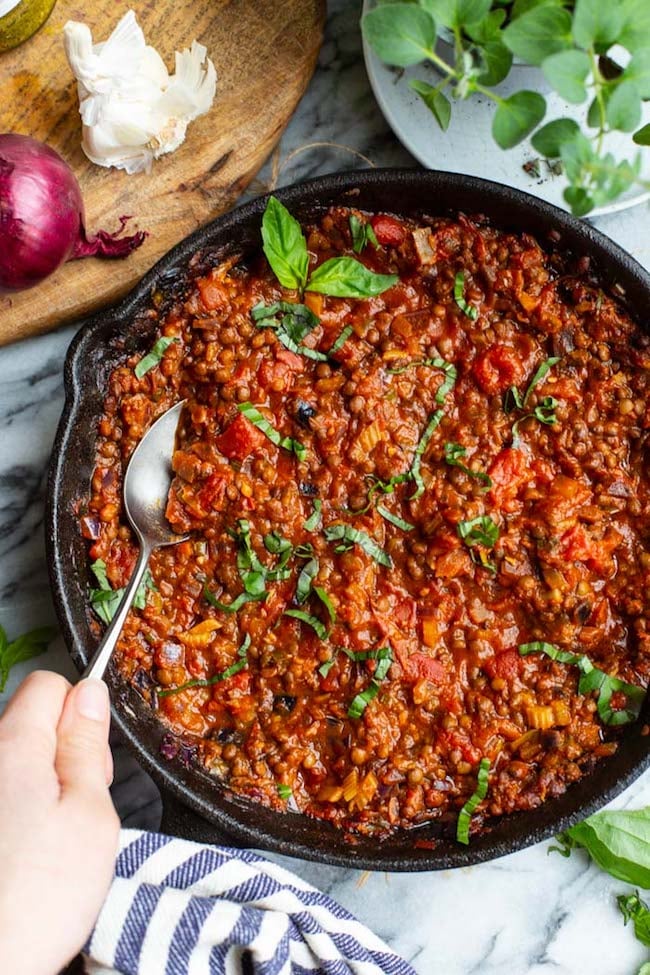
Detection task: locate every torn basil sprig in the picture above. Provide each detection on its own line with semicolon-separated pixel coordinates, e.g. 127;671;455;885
158;633;251;698
349;214;379;254
324;523;393;568
457;758;491;845
261;196;397;298
347;647;393;719
444;442;492;487
618;891;650;948
134;336;178;379
519;641;645;726
237;402;307;462
454;272;479;321
410;409;444;499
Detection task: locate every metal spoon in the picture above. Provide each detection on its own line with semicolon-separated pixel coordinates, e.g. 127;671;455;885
83;400;188;680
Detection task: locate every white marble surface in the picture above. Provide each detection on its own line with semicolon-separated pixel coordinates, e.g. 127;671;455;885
1;2;649;972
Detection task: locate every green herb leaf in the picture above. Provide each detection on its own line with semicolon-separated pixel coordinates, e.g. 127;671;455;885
457;514;499;549
204;587;267;613
90;560;155;624
307;257;398;298
237;402;307;462
572;0;625;49
261;196;309;291
264;531;293;557
0;624;56;692
91;558;111;591
361;3;437;67
377;504;415;532
296;557;319;603
410;79;452;130
303;499;322;532
252;300;328;363
453;271;479;320
284;609;329;640
318;656;337;678
324;524;393;568
606;80;642;134
555;807;650;887
633;123;650;146
456;758;490;845
387;356;457;404
444;442;492;486
523;356;560;406
328;325;354;355
158;633;251;697
277;783;293;801
314;586;337;623
349;214;379;254
477;39;513;87
348;680;381;720
134;336;178;379
493;91;547;149
618;891;650;947
503;5;572;65
410;409;444;499
625;50;650;99
542;50;591;104
532;118;581;157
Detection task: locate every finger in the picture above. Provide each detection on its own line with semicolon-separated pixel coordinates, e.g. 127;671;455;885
106;744;114;787
0;671;70;768
55;679;112;799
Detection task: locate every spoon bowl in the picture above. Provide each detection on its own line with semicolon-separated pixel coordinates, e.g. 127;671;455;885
83;400;188;681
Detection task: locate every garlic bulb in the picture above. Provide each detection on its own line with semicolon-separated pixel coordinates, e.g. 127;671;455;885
63;10;217;175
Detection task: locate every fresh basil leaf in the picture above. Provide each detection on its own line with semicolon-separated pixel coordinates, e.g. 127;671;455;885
634;123;650;146
91;558;111;591
90;562;155;624
523;356;560;406
204;586;267;613
318;656;337;678
307;257;398;298
348;679;381;719
261;196;309;292
158;632;251;697
458;514;499;549
237;402;307;462
264;531;292;556
410;409;444;499
410;79;452;131
387;356;457;403
277;783;293;801
0;625;56;692
457;758;490;845
134;336;178;380
314;587;337;624
532;118;581;157
252;300;328;363
618;891;650;947
557;808;650;888
453;271;479;320
503;5;572;65
284;609;329;639
377;504;415;532
444;442;492;486
328;325;354;355
606;79;642;133
349;214;379;253
324;524;393;568
572;0;625;50
542;50;591;104
296;557;319;603
361;3;437;67
519;640;582;665
303;499;322;532
493;91;547;149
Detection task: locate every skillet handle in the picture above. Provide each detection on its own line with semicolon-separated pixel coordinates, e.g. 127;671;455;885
159;787;246;849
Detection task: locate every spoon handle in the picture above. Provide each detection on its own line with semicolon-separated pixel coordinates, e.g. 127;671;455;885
82;542;153;682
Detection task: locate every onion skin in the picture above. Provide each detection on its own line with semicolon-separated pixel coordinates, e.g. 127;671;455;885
0;134;146;293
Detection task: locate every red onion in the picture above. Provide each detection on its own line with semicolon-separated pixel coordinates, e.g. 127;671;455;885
0;134;146;292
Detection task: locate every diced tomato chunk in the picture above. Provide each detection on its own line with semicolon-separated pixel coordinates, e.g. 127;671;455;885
472;344;524;395
215;414;265;461
198;472;230;511
197;276;228;312
488;448;528;510
371;214;406;247
408;653;446;683
485;650;521;682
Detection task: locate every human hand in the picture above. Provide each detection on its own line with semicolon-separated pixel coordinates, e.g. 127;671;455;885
0;672;120;975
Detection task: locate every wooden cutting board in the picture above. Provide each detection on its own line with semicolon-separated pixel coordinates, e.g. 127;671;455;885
0;0;325;346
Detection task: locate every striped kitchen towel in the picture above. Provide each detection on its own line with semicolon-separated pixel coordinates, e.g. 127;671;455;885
84;829;417;975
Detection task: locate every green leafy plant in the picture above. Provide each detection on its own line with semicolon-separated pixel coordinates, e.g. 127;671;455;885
0;624;55;691
361;0;650;214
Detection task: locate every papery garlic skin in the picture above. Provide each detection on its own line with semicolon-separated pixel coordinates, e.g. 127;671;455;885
64;10;217;175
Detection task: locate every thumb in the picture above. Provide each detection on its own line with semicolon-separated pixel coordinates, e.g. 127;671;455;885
55;679;112;798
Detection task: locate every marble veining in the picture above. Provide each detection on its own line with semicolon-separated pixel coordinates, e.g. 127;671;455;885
1;2;649;973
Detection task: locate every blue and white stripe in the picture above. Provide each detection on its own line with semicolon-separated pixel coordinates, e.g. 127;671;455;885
84;830;417;975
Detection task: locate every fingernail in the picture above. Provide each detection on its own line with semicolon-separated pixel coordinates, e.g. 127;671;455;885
76;679;109;722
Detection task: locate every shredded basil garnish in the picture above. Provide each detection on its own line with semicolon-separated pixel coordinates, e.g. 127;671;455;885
457;515;499;549
324;524;393;568
284;609;329;640
251;300;328;362
328;324;354;355
376;504;414;532
348;681;381;720
518;642;646;726
204;587;266;613
237;402;307;461
506;357;561;441
410;410;444;499
457;758;490;845
346;647;393;718
523;356;560;407
454;272;479;321
158;633;251;698
296;558;319;603
387;357;457;405
314;587;336;623
90;559;155;624
134;336;178;379
444;442;492;487
277;783;293;801
303;499;322;532
318;656;337;678
349;214;379;254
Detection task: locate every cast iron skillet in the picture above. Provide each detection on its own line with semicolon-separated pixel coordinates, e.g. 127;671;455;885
47;169;650;871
